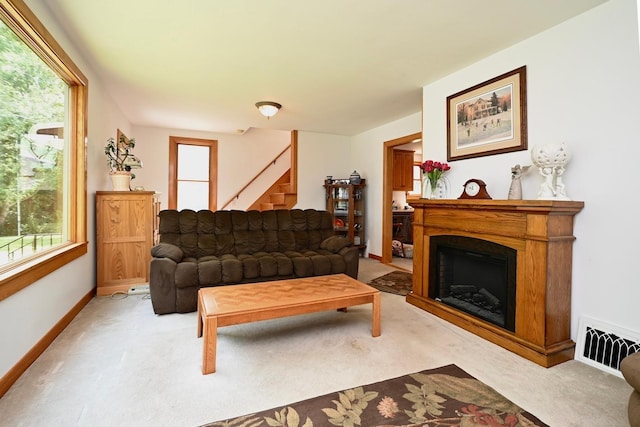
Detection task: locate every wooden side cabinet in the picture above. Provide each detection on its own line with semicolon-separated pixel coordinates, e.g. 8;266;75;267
393;149;414;191
323;179;366;251
96;191;160;296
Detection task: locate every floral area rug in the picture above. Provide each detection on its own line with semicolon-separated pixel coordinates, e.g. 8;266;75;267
367;270;413;296
203;364;548;426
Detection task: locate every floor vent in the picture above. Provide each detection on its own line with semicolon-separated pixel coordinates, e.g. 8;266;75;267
576;316;640;378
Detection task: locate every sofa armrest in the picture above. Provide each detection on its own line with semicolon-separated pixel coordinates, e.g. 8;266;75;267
149;257;178;314
320;235;353;253
338;245;360;279
151;242;184;262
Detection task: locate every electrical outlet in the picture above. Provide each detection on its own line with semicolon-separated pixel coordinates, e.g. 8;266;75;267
128;284;150;295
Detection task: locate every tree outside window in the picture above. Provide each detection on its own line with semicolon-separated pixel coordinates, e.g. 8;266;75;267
0;20;67;266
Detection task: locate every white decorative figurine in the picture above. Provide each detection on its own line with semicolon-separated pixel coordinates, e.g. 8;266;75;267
507;164;530;200
531;143;571;200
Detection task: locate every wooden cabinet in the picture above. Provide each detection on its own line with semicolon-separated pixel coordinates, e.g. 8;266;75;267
324;180;366;251
95;191;160;296
393;149;414;191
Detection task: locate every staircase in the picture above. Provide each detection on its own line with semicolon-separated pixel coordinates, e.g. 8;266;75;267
223;132;298;211
249;170;297;211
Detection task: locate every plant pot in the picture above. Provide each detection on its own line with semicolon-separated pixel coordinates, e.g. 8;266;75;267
110;172;131;191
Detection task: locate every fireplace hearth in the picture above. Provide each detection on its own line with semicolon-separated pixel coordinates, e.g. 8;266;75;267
407;199;583;367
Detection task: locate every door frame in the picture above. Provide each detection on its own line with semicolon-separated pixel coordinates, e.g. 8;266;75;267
382;132;421;264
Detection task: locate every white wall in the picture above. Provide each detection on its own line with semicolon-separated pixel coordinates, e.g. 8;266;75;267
351;113;422;256
129;126;290;210
421;0;640;337
0;1;132;378
352;113;422;256
295;131;353;210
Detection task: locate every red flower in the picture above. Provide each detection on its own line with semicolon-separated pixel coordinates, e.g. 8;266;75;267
419;159;451;190
460;405;519;427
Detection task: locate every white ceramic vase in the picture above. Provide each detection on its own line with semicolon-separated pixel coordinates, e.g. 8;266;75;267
110;172;131;191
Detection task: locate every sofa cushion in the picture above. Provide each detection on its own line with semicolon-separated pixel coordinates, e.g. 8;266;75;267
238;254;260;279
198;256;222;286
220;253;243;283
320;235;353;252
272;252;294;276
175;259;198;289
289;252;313;277
151;242;183;262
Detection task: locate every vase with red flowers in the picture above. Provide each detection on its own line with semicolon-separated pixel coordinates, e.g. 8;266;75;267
419;159;451;199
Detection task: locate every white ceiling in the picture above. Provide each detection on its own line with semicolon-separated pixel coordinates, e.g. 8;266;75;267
43;0;607;136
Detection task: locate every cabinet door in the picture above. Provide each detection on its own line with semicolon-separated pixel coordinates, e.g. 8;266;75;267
96;192;155;295
393;150;414;191
324;181;365;249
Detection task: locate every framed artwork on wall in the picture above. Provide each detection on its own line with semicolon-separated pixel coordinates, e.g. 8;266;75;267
446;66;527;161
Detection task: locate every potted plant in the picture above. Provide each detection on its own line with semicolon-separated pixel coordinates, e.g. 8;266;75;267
105;133;142;191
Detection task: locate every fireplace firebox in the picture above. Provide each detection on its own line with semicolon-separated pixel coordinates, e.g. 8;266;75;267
429;236;516;331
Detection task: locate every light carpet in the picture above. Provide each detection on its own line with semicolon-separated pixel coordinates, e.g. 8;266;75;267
0;258;630;426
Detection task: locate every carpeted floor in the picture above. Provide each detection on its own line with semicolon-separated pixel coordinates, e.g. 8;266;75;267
204;364;548;427
0;259;630;426
367;270;413;295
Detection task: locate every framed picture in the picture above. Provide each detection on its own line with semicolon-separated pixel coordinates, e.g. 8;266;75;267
447;66;527;161
116;128;129;151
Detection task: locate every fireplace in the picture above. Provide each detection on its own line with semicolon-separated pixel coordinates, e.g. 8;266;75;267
429;236;516;332
407;199;583;367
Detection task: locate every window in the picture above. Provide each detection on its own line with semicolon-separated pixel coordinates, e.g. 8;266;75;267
168;136;217;210
407;162;422;199
0;0;87;300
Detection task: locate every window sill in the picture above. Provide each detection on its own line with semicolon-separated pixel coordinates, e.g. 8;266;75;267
0;242;88;302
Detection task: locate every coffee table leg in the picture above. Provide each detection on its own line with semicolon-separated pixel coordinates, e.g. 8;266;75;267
202;315;218;374
371;292;381;337
197;293;203;338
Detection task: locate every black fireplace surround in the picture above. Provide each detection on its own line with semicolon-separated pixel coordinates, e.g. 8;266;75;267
428;235;516;331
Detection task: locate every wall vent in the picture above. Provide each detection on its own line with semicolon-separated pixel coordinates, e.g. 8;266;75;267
576;316;640;378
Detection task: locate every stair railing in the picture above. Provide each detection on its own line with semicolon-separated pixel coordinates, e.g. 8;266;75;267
220;145;291;210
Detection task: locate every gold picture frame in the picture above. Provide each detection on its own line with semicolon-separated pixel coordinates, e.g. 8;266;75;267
447;66;527;161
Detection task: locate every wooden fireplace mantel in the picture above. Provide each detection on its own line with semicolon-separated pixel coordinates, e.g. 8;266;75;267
407;199;584;367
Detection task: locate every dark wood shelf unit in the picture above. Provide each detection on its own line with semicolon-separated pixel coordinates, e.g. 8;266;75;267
324;179;366;252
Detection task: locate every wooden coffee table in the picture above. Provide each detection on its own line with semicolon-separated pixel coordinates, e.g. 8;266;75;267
197;273;381;374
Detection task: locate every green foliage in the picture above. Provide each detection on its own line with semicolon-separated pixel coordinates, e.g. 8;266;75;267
105;134;138;172
321;387;378;426
264;407;313;427
0;20;66;236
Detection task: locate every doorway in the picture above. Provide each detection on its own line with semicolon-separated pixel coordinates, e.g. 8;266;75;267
382;132;421;271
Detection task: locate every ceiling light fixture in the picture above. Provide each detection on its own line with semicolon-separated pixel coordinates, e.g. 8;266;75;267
255;101;281;119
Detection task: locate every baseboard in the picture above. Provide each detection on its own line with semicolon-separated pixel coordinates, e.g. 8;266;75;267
0;289;93;398
368;253;382;261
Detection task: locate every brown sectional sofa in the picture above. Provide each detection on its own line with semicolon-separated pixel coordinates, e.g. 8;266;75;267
149;209;360;314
